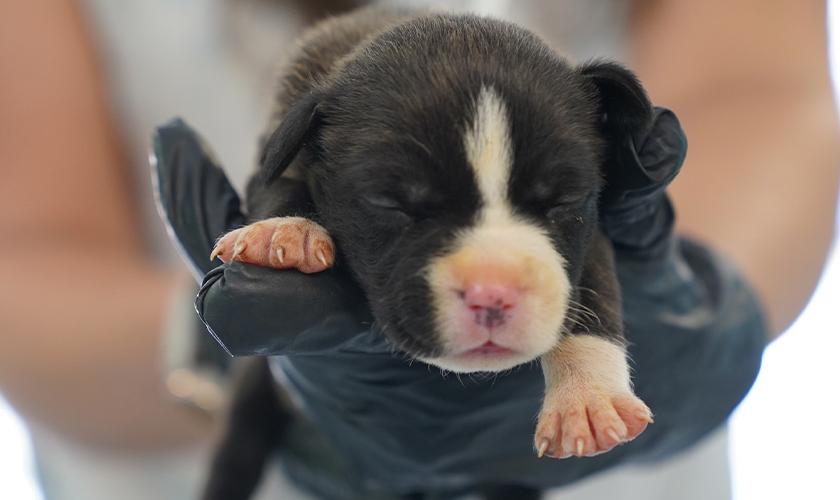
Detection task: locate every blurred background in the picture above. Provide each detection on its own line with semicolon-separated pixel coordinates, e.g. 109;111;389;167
1;0;838;499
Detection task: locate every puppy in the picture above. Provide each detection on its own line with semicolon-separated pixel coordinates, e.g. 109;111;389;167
206;6;654;499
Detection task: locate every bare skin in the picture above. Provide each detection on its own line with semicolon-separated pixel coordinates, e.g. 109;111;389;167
0;0;211;448
631;0;840;339
0;0;836;453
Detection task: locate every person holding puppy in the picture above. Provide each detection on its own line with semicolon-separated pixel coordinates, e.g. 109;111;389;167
0;0;837;499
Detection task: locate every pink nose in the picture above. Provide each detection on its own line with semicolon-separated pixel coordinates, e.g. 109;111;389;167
463;284;518;328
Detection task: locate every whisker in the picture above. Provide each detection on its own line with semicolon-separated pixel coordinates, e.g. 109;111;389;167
568;301;602;327
568;304;601;324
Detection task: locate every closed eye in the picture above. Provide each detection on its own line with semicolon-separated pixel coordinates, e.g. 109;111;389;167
365;195;402;210
363;195;414;224
545;191;597;218
549;193;589;209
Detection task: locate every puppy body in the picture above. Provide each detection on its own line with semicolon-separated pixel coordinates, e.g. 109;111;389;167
206;7;653;499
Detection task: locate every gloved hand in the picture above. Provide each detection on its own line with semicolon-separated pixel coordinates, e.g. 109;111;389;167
152;119;372;356
151;109;687;356
599;107;687;259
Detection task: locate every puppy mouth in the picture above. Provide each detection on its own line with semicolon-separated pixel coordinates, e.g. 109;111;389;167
419;339;537;373
452;341;518;359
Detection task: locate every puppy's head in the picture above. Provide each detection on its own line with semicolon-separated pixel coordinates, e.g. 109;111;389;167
262;15;652;372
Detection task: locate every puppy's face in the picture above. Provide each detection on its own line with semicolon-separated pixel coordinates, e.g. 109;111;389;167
264;16;651;372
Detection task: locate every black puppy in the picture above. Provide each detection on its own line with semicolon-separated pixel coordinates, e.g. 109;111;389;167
206;6;654;499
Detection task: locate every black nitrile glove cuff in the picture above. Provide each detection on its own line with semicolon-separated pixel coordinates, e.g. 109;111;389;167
599;108;687;260
151;118;246;280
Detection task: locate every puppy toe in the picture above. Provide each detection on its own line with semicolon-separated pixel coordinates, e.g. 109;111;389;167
612;394;653;441
211;217;334;274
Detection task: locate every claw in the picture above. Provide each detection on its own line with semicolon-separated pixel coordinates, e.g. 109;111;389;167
210;245;223;261
576;438;585;457
276;247;285;265
315;249;328;267
537;438;550;458
637;411;654;424
606;428;622;444
232;241;247;261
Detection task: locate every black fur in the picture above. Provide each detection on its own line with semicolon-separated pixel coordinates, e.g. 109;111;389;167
200;359;292;500
580;59;654;136
261;93;321;185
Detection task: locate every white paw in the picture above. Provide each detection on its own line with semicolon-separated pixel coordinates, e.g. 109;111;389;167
535;334;652;459
535;384;651;458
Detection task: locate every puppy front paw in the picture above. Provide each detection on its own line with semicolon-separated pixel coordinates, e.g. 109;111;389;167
534;385;651;459
210;217;335;274
534;334;651;459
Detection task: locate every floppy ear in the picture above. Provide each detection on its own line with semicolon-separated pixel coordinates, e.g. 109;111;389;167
259;92;322;185
579;60;654;137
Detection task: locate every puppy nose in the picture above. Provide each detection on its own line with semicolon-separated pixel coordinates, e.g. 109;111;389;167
463;284;518;328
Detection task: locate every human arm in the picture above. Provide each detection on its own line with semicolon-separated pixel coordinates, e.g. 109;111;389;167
630;0;840;340
0;0;211;449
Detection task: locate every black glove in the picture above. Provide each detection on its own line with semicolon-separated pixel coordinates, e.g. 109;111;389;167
599;107;687;259
151;118;247;280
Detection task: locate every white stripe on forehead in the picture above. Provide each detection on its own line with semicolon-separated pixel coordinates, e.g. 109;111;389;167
463;86;513;210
